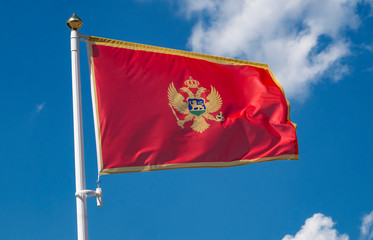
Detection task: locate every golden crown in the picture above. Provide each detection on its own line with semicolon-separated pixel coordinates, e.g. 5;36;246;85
184;76;200;88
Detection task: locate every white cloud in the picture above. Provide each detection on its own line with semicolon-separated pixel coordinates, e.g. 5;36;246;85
364;0;373;16
36;102;45;113
283;213;349;240
360;210;373;240
363;44;373;52
179;0;372;100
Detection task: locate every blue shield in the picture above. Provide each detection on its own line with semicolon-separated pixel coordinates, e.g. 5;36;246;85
188;98;206;116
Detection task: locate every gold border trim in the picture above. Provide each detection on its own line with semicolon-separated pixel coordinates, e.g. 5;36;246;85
100;154;298;174
88;43;104;172
89;36;268;67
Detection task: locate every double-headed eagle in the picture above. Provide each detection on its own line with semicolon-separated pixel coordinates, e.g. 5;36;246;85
168;77;224;133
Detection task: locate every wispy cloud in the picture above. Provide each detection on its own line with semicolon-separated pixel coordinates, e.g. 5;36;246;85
36;102;45;113
363;44;373;52
360;210;373;240
178;0;372;100
282;213;349;240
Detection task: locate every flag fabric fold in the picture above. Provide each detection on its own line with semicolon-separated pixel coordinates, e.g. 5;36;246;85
88;36;298;174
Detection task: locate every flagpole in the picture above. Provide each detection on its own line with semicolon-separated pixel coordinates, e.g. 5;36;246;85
67;13;88;240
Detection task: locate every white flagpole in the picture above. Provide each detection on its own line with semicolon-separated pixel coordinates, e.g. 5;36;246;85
67;13;88;240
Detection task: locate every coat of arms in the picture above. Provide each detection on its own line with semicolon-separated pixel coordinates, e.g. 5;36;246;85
168;77;224;133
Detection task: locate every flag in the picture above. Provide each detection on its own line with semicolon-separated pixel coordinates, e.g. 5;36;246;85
88;36;298;174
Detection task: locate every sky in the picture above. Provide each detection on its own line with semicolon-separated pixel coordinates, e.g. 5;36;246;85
1;0;373;239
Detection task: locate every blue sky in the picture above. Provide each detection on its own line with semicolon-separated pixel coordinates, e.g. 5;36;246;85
1;0;373;239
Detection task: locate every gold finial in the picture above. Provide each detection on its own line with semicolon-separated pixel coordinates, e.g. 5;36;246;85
67;13;83;30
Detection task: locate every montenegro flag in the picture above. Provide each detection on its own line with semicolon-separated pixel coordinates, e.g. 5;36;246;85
88;36;298;174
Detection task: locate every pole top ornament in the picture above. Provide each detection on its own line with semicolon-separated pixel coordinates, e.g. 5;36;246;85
67;13;83;30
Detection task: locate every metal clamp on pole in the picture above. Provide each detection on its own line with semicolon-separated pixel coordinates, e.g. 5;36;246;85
75;188;103;207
